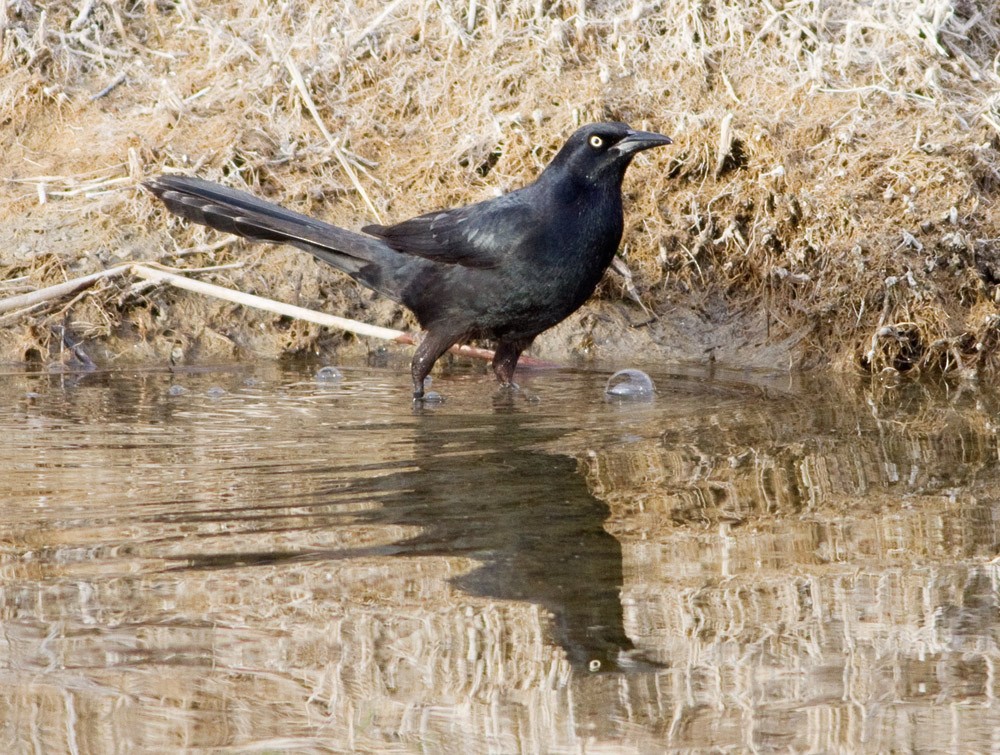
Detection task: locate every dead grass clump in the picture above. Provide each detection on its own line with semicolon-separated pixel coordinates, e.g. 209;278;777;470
3;1;1000;374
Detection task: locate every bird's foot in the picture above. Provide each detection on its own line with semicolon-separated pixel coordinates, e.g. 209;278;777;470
493;381;540;407
412;375;445;403
413;390;445;404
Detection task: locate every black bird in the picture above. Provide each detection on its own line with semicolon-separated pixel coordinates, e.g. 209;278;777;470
144;122;671;398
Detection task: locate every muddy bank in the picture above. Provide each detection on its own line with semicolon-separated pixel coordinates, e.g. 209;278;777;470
3;2;1000;377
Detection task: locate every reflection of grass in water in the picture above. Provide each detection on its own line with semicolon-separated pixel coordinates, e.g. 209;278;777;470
4;329;1000;742
580;375;1000;748
3;3;1000;377
590;376;1000;525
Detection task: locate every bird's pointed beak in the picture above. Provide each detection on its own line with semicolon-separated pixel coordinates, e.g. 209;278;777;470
613;129;673;155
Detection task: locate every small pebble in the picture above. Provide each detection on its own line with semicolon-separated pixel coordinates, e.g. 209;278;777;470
206;386;226;398
605;369;655;400
167;385;187;396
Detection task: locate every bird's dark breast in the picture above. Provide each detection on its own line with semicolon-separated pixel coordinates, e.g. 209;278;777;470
401;195;623;341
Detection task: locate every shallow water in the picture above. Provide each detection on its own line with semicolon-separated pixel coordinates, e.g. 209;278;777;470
3;362;1000;752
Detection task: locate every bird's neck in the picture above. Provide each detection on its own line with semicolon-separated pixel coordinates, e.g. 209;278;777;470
535;164;625;208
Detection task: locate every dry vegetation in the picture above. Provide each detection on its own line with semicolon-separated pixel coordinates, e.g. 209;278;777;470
2;0;1000;376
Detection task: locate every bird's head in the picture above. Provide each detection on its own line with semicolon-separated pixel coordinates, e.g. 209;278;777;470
543;122;673;187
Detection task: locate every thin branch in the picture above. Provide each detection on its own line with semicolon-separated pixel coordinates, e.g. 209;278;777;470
131;263;405;341
351;0;409;48
0;264;132;315
284;57;382;222
0;263;553;367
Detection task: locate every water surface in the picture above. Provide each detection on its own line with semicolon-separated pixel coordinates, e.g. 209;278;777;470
3;363;1000;751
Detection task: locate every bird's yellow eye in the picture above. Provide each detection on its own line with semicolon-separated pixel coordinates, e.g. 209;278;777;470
589;135;604;148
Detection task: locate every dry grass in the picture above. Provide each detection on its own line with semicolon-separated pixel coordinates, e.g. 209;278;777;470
3;1;1000;375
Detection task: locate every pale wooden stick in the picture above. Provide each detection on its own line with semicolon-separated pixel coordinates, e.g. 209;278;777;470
131;264;406;341
130;264;535;364
132;265;556;365
0;264;132;315
1;262;551;367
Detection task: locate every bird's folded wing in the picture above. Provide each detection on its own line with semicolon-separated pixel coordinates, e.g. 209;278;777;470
362;193;536;269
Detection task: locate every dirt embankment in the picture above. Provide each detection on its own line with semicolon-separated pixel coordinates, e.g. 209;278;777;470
3;2;999;377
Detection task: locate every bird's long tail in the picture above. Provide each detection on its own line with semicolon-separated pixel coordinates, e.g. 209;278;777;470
144;175;402;299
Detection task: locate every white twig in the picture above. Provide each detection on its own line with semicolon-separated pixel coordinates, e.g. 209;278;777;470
284;57;382;222
130;264;405;342
714;112;734;179
351;0;408;48
0;263;554;366
0;265;132;315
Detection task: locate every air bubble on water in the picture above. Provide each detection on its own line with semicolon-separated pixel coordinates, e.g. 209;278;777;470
206;386;226;398
315;366;343;382
167;385;187;396
605;369;654;400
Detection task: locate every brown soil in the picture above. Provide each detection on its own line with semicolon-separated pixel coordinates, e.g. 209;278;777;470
3;1;1000;378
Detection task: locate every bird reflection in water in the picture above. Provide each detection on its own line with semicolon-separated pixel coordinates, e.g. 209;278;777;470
352;407;646;672
175;405;646;671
